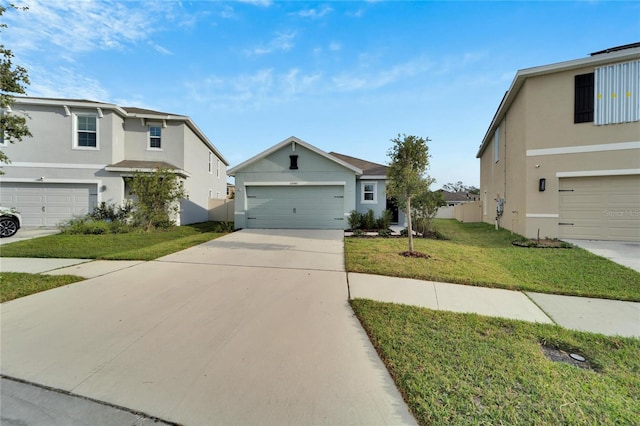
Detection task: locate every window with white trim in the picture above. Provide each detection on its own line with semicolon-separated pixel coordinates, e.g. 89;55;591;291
208;152;213;174
148;126;162;149
75;114;98;148
361;181;377;204
216;158;220;177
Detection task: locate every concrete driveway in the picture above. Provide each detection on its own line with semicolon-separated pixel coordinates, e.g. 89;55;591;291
1;229;415;425
563;239;640;272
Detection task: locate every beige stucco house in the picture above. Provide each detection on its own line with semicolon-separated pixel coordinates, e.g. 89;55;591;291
477;43;640;241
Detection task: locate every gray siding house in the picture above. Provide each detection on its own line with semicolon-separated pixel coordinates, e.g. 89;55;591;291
228;136;403;229
0;97;228;226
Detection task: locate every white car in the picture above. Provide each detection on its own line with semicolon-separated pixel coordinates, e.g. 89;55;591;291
0;207;22;238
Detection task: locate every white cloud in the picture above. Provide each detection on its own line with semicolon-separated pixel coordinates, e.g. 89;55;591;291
237;0;273;7
245;31;296;56
26;64;110;101
4;0;158;54
329;42;341;51
186;67;324;110
149;42;173;56
332;58;434;92
291;6;333;19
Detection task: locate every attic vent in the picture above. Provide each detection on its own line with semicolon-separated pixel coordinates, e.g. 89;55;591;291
289;155;298;170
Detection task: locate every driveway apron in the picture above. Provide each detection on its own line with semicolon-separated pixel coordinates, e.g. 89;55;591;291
0;229;416;425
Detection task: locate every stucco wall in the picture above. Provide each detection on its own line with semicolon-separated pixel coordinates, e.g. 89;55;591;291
233;143;357;229
480;59;640;239
181;126;227;224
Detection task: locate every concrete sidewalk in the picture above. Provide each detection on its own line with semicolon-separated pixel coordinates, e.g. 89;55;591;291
348;273;640;338
0;257;144;278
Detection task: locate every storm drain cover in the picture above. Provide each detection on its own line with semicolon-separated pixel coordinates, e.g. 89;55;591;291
541;345;591;369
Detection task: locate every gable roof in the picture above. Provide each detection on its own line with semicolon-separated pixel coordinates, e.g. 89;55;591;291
476;44;640;158
227;136;363;176
328;152;388;177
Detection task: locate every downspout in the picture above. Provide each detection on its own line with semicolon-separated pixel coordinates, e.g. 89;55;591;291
504;112;507;202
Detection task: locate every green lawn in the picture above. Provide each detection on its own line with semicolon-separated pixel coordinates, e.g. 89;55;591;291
345;220;640;301
351;299;640;425
0;273;85;302
0;222;229;261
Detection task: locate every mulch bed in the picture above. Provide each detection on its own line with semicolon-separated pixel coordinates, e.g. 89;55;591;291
512;239;573;248
400;251;431;259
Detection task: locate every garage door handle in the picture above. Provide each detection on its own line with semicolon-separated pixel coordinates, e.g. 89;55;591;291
42;206;46;212
558;223;574;226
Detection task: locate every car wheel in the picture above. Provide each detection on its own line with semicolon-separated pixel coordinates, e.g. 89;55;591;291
0;217;19;238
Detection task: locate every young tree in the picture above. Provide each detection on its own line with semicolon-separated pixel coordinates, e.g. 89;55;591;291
0;4;31;170
386;134;432;253
413;187;446;238
128;168;187;231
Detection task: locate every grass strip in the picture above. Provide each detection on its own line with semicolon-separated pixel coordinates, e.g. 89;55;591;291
0;222;227;261
345;220;640;301
351;299;640;425
1;273;85;302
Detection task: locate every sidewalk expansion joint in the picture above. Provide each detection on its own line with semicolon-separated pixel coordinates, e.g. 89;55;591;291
0;375;178;426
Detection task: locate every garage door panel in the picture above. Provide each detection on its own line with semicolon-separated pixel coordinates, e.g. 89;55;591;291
246;186;345;229
560;175;640;241
1;182;97;227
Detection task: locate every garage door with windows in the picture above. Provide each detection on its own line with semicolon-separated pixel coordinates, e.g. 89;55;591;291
246;185;345;229
559;175;640;241
0;182;97;227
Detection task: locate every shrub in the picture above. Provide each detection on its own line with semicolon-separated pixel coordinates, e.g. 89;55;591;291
90;201;133;223
376;209;393;230
214;221;234;232
400;228;409;237
352;229;365;237
378;229;392;238
59;216;136;235
362;209;376;230
348;210;362;230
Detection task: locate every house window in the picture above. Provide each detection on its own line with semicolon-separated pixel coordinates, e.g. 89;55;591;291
494;127;499;163
216;158;220;177
289;155;299;170
208;152;213;174
361;181;377;204
149;126;162;149
208;189;213;198
574;72;594;123
75;114;97;148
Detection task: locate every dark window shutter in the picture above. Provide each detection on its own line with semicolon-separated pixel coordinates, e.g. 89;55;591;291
574;73;594;123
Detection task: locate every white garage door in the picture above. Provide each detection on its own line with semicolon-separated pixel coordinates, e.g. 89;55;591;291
246;185;345;229
0;182;98;227
559;175;640;241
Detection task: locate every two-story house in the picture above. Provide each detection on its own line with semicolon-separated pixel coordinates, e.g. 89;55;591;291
0;97;228;226
477;43;640;241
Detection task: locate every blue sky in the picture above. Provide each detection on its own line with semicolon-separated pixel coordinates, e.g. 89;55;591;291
3;0;639;187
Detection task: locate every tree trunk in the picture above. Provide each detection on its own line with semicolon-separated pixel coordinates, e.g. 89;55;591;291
407;196;414;253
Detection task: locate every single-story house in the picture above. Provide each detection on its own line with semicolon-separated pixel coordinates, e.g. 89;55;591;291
227;136;404;229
